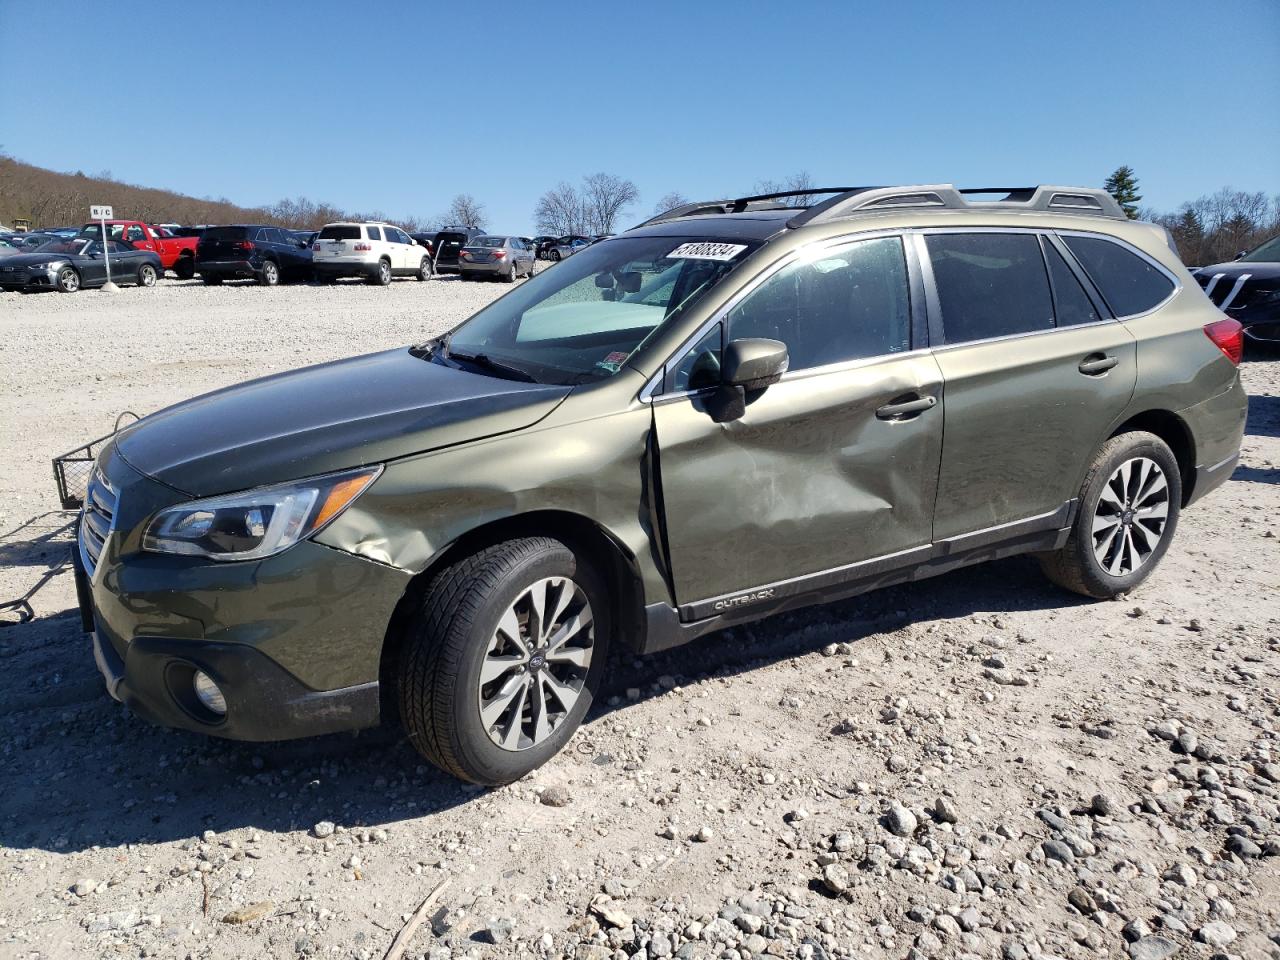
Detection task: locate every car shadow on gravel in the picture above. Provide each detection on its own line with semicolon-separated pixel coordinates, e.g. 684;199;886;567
0;553;1085;855
1245;392;1280;438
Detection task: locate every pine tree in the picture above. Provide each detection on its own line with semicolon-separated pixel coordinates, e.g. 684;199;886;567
1104;166;1142;219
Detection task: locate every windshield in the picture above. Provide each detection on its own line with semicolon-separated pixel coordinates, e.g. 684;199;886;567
1240;236;1280;263
437;235;757;385
36;238;94;255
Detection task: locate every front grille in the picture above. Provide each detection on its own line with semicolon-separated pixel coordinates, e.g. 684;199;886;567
79;467;118;577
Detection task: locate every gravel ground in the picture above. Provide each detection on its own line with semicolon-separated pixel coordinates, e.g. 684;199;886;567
0;275;1278;960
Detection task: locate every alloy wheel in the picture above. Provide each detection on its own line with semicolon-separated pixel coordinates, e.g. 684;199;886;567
140;265;156;286
477;577;594;751
1091;456;1169;577
59;268;79;292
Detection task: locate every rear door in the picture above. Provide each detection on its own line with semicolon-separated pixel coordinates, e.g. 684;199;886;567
921;229;1137;541
653;233;944;615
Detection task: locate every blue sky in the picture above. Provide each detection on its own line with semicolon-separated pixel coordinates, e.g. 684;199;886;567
2;0;1276;232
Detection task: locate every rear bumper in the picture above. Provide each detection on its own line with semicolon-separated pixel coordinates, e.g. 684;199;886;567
314;259;380;278
197;259;257;279
458;260;508;276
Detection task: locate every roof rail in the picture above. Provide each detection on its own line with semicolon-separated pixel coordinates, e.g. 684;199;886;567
787;183;1127;227
635;187;865;229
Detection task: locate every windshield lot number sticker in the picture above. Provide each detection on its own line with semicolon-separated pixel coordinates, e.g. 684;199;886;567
666;242;748;261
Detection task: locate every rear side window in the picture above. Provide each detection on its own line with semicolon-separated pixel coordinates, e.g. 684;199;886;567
727;236;911;371
318;225;360;240
1043;241;1101;327
1061;235;1174;317
366;226;382;241
926;233;1053;343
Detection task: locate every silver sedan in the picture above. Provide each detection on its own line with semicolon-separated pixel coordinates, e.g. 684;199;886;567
457;236;536;282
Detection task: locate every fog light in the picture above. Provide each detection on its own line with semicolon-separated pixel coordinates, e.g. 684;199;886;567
192;670;227;716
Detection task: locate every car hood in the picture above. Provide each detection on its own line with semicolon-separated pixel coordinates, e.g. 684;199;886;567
0;252;73;267
114;347;571;496
1194;261;1280;282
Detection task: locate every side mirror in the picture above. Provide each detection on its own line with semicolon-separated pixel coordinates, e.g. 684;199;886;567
1234;250;1248;260
296;239;308;248
721;338;789;390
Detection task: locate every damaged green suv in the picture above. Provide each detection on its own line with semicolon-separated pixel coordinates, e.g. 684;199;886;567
78;184;1247;784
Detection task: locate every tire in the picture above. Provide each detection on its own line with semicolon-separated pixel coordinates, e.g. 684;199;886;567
202;275;223;285
1039;431;1181;599
173;256;195;280
258;260;280;286
551;249;561;262
368;258;392;286
137;264;157;287
503;262;517;283
417;258;432;281
398;537;610;785
55;267;80;293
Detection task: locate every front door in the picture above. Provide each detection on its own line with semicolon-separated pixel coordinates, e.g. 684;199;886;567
921;230;1138;540
653;234;944;616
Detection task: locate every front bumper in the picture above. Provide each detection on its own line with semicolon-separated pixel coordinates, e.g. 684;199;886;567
0;266;55;289
76;447;411;741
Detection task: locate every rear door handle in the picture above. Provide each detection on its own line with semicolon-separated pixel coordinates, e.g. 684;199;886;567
1078;354;1119;376
876;394;937;420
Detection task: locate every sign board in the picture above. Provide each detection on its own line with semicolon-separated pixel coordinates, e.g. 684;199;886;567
90;205;115;287
90;204;113;220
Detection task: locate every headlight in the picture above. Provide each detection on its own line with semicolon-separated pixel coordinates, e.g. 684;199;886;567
142;466;381;561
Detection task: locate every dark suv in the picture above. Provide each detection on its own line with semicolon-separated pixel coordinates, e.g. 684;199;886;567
76;184;1246;786
196;225;313;286
431;225;484;273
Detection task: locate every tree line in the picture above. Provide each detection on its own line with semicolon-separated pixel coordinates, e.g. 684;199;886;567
0;154;484;234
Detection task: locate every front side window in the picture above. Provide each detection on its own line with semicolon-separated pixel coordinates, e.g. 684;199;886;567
1238;235;1279;263
1062;235;1174;317
926;232;1053;343
437;236;756;385
726;236;911;370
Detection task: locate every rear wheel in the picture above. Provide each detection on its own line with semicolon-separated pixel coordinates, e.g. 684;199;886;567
137;264;158;287
369;258;392;286
258;260;280;286
173;256;195;280
56;267;80;293
504;262;517;283
1039;431;1181;599
398;537;609;785
551;249;561;262
417;258;432;281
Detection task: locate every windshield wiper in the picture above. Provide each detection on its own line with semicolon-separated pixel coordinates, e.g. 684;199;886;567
447;349;538;383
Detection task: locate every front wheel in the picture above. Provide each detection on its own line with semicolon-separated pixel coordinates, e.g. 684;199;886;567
417;258;432;281
137;264;158;287
398;537;609;785
56;267;80;293
1039;431;1181;599
258;260;280;286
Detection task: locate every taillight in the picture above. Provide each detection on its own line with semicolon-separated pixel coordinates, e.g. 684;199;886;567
492;250;506;260
1204;317;1244;365
233;240;255;251
354;242;371;252
459;250;471;259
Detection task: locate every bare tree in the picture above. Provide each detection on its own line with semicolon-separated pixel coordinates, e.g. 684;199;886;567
752;171;818;207
581;173;639;234
534;182;588;236
444;194;485;229
652;192;691;217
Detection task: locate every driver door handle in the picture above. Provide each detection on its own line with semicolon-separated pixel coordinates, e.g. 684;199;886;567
876;394;937;420
1078;353;1119;376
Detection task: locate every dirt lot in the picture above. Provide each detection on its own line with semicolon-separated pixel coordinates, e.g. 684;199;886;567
0;275;1277;960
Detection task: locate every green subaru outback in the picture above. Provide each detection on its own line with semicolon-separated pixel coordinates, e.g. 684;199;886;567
77;184;1247;784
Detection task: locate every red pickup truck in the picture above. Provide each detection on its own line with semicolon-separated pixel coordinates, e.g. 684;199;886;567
79;220;199;279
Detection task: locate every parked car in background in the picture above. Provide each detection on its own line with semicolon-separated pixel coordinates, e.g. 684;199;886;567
1192;235;1280;351
290;229;318;248
530;235;558;259
431;225;484;273
0;237;161;292
70;182;1246;786
457;235;535;282
79;220;199;279
169;226;207;239
409;232;436;259
0;238;18;255
538;235;587;259
41;226;80;239
196;225;314;286
549;236;591;261
312;222;431;285
8;232;59;251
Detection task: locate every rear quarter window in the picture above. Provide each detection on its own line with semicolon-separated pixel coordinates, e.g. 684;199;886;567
1061;235;1175;317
